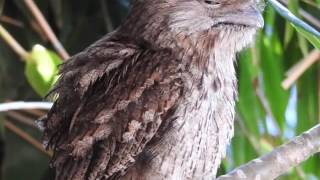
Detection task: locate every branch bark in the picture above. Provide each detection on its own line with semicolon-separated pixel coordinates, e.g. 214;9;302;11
217;124;320;180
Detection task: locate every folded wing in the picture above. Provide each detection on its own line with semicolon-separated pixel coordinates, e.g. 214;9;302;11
43;35;183;180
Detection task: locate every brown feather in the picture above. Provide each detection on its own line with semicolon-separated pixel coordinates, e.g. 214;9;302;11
43;0;263;179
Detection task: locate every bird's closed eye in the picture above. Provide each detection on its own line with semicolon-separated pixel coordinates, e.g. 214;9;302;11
204;0;221;6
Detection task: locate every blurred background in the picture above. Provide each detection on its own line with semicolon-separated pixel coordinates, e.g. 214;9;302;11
0;0;319;179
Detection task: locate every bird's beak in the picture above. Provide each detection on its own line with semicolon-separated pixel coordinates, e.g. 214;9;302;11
215;6;264;28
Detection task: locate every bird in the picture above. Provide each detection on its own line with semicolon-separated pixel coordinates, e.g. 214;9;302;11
42;0;264;179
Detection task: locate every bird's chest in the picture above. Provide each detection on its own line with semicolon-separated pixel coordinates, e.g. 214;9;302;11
151;55;237;179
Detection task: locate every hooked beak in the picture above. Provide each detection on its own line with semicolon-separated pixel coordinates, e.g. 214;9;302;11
214;6;264;28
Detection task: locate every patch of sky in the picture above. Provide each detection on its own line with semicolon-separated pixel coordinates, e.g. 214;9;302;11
284;86;297;139
266;85;297;138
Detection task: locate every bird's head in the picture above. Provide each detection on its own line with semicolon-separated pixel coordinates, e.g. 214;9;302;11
124;0;264;52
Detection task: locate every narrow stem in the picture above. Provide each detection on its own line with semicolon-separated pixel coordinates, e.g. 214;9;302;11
282;50;320;90
23;0;70;60
0;24;28;59
5;120;52;157
6;111;38;129
22;109;46;117
0;15;24;27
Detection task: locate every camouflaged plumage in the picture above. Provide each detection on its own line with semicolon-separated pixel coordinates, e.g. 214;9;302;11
43;0;263;179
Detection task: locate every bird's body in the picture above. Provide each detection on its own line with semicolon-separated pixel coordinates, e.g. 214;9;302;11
43;0;263;179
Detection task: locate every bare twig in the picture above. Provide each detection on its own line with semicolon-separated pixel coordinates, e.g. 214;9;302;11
299;10;320;30
0;101;53;112
0;24;29;59
300;0;320;8
217;124;320;180
5;120;52;157
23;0;70;60
282;50;320;90
6;111;37;128
22;109;46;117
0;15;24;27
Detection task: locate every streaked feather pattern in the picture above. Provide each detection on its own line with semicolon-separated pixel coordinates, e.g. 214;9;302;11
43;0;263;179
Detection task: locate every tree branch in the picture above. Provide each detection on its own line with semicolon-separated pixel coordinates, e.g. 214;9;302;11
217;124;320;180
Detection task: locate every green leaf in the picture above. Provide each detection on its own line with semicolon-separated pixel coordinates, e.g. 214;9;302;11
294;25;320;49
238;49;263;137
296;66;320;177
231;129;258;167
25;45;61;97
268;0;320;49
259;7;289;131
283;0;298;47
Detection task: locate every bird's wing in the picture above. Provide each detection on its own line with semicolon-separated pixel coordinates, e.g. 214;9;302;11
43;37;183;180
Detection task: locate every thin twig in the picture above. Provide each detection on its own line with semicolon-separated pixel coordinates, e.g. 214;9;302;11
23;0;70;60
217;124;320;180
0;101;53;112
6;111;37;129
282;50;320;90
300;0;320;8
285;58;305;77
0;15;24;27
299;10;320;30
0;24;29;59
4;120;52;157
23;109;46;117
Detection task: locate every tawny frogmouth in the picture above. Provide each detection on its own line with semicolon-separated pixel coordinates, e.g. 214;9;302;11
42;0;264;179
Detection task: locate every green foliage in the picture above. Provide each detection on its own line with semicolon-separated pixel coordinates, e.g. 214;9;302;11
0;0;319;180
269;0;320;49
234;1;320;179
294;26;320;49
25;45;61;97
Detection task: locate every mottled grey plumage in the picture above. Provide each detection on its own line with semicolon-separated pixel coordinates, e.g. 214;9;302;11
43;0;263;179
